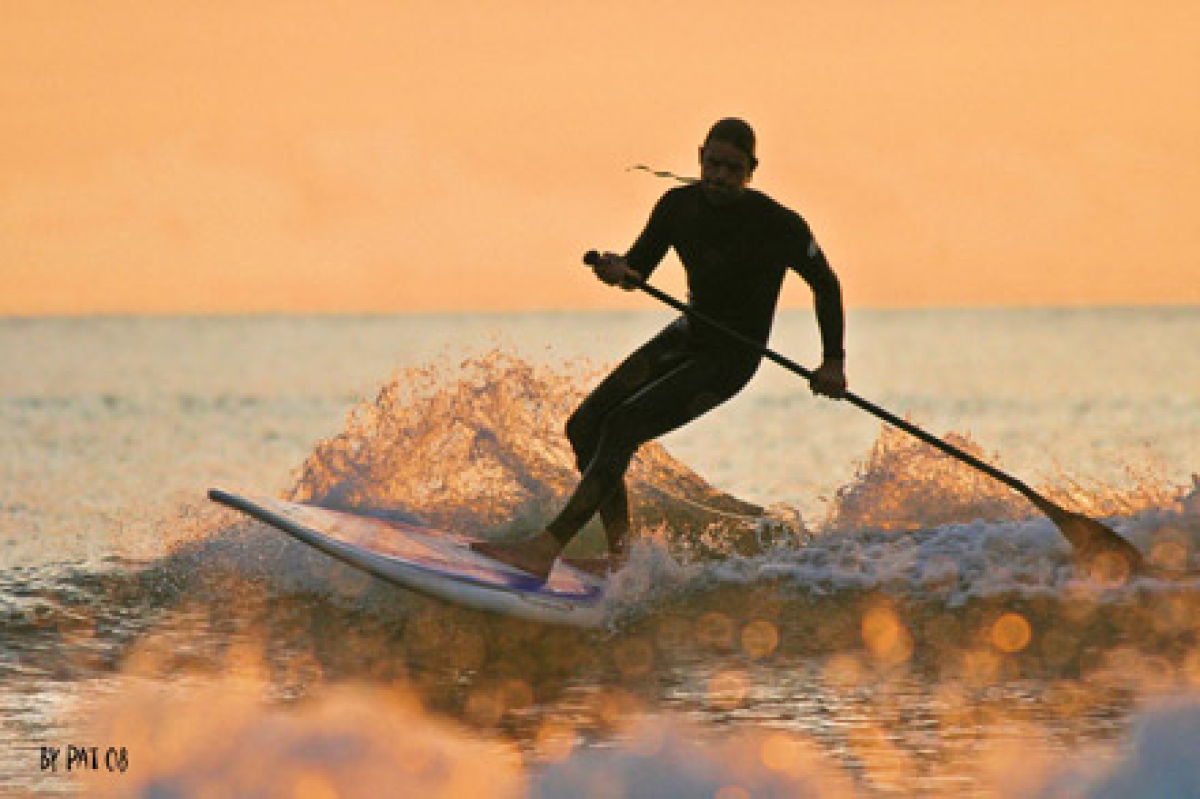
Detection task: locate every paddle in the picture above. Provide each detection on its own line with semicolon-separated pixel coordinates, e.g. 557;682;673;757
582;250;1145;576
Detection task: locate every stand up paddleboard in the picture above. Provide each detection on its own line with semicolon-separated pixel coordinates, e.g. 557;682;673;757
208;489;608;628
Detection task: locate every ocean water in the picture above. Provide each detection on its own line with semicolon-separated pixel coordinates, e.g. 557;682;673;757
2;308;1199;796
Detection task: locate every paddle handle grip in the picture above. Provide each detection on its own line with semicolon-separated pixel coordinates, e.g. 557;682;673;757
580;250;1046;506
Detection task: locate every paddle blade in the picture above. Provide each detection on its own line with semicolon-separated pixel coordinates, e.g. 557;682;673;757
1052;510;1145;582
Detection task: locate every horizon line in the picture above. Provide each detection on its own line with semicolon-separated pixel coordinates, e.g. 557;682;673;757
4;301;1199;321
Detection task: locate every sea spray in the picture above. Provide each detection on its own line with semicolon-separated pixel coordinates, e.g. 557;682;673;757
822;420;1186;535
287;350;785;557
824;424;1029;533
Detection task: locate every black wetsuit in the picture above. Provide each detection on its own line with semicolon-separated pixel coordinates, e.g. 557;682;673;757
547;183;844;550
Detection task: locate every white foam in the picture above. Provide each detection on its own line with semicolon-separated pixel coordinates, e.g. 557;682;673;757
685;508;1200;607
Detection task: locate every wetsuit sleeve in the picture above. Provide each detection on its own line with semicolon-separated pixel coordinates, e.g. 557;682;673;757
623;191;675;280
787;216;846;359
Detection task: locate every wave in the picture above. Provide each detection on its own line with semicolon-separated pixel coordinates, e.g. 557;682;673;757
6;350;1198;694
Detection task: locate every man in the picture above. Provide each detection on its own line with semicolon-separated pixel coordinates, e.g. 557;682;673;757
473;118;847;579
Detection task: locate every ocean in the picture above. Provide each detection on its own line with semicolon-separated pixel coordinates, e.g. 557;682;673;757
2;307;1199;796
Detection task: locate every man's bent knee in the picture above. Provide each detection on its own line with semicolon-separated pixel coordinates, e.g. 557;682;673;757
565;410;601;469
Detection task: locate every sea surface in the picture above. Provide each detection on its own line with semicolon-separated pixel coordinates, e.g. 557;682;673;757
2;308;1199;796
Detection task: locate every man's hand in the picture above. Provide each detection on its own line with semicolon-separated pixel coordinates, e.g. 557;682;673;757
590;251;640;290
810;357;847;399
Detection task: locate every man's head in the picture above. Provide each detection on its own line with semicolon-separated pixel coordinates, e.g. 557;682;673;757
698;118;757;206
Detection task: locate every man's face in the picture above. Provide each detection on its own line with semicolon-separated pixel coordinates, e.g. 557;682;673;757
698;139;754;206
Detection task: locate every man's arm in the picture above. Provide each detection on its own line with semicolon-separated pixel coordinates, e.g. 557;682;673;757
591;191;675;290
622;191;675;281
809;270;847;398
791;227;847;398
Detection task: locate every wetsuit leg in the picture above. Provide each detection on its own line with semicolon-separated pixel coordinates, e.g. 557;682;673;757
563;322;692;552
596;488;630;554
549;343;757;547
565;322;692;462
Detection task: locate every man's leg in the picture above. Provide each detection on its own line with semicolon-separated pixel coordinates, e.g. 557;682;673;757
470;324;689;578
562;322;690;552
470;352;739;575
597;486;629;555
543;350;757;553
472;350;750;579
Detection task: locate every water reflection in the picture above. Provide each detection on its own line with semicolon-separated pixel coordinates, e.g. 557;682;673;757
5;555;1200;795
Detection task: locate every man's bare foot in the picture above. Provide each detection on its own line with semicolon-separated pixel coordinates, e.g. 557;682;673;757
470;531;563;581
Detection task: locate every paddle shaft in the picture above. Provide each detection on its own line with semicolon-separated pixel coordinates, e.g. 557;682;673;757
582;251;1052;511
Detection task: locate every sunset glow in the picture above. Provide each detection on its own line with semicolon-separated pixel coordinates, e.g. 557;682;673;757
3;1;1197;314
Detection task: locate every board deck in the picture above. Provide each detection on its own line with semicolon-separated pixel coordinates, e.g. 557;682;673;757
208;489;608;627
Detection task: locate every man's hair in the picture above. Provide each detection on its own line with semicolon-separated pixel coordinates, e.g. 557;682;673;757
703;118;758;169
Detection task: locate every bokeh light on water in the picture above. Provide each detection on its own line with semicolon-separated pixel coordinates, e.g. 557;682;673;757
27;460;1200;797
26;492;1200;795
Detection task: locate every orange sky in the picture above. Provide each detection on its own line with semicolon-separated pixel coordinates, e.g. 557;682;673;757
2;1;1197;314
